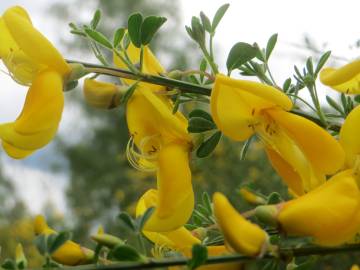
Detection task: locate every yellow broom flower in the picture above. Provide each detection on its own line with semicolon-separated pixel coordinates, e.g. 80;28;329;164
115;43;194;232
0;6;71;158
211;74;344;195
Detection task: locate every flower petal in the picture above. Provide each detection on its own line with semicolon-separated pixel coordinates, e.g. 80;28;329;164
3;6;70;75
267;109;345;175
265;147;304;196
340;105;360;168
213;192;267;256
278;170;360;246
210;74;292;141
320;60;360;93
0;70;64;156
144;143;194;232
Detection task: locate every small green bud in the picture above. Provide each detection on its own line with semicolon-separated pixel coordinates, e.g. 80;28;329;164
67;63;88;81
254;205;280;227
191;227;207;240
166;70;183;80
91;233;125;248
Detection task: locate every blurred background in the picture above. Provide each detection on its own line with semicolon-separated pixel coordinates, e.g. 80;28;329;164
0;0;360;268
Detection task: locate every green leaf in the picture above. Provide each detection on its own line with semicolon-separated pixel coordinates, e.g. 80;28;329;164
191;16;205;46
84;28;113;49
187;244;208;270
196;131;222;158
185;25;195;40
315;50;331;75
282;78;292;92
355;95;360;103
200;12;212;33
265;33;278;61
128;13;143;48
211;3;230;32
34;234;47;255
141;16;167;45
118;212;136;231
226;42;257;72
123;32;131;49
202;192;212;214
326;96;344;114
267;192;283;204
90;9;101;29
108;244;143;262
137;207;155;230
189;109;213;122
1;259;16;270
306;57;314;76
49;232;72;254
113;28;125;48
188;117;216;133
120;82;139;105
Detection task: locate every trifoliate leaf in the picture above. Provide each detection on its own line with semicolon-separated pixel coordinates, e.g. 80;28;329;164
188;117;216;133
90;9;101;29
113;28;125;48
265;33;278;61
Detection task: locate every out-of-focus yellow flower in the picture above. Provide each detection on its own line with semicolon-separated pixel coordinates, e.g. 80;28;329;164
238;187;266;205
34;215;94;266
15;243;27;268
115;43;193;232
351;265;360;270
339;105;360;170
0;6;71;159
277;170;360;246
320;59;360;94
211;74;344;195
213;192;268;256
83;79;125;109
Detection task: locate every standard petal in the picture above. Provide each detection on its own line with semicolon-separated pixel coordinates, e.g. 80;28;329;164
340;105;360;168
213;192;267;256
267;109;345;175
210;74;292;141
3;7;70;76
144;143;193;232
0;70;64;156
278;170;360;246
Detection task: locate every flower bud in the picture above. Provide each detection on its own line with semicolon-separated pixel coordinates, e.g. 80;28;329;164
254;205;280;227
83;79;125;109
213;192;268;256
67;63;88;81
15;244;27;269
239;188;266;205
91;233;124;248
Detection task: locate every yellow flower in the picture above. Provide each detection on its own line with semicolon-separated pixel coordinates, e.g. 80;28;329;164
211;74;344;195
339;105;360;170
83;79;125;109
277;170;360;246
351;265;360;270
213;192;268;256
34;215;94;266
320;59;360;94
238;187;266;205
0;6;71;159
115;43;193;232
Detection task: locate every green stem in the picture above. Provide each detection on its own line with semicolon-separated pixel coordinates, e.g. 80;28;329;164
112;50;139;74
66;59;212;96
200;45;219;75
33;243;360;270
308;84;327;126
209;34;214;60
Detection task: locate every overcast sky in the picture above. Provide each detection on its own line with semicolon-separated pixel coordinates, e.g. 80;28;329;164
0;0;359;213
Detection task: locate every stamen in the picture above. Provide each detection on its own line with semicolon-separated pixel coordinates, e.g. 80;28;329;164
126;135;161;172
